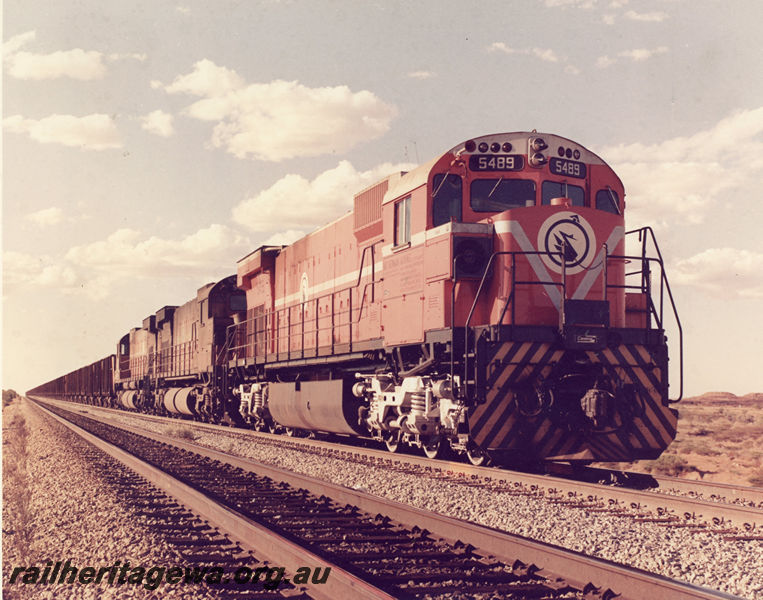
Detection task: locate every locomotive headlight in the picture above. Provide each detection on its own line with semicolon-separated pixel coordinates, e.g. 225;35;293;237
529;152;547;167
528;137;548;168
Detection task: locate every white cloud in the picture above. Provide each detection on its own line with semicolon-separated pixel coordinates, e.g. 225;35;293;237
618;46;669;62
157;60;397;161
602;14;616;25
108;52;148;62
596;55;617;68
407;70;437;80
164;59;244;96
488;43;560;62
489;42;582;73
3;30;37;55
65;225;248;277
141;110;175;137
232;160;414;232
3;31;145;80
25;207;65;227
4;114;122;150
602;106;763;227
671;249;763;299
261;230;306;247
596;46;669;68
3;251;80;293
4;225;252;299
624;10;668;22
6;48;106;81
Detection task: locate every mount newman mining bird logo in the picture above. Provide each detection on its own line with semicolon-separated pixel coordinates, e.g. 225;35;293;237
537;212;596;275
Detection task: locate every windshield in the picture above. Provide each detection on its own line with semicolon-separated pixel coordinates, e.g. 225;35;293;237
470;179;536;212
542;181;585;206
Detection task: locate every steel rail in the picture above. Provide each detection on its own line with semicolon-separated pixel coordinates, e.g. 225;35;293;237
41;400;740;600
549;463;763;505
34;397;763;525
31;399;396;600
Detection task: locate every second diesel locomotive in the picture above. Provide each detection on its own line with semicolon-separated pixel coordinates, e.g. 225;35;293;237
29;131;683;467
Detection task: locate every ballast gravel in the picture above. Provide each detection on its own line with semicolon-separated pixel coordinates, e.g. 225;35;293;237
92;407;763;600
2;400;237;600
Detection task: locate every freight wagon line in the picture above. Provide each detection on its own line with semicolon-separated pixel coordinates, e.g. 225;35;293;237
33;399;742;600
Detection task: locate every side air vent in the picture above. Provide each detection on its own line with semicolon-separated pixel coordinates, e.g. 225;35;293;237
353;179;389;241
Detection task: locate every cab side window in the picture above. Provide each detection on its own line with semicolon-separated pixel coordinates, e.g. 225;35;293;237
432;174;462;227
394;196;411;246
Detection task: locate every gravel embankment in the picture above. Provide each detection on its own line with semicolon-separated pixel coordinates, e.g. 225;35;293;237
95;407;763;600
2;399;243;600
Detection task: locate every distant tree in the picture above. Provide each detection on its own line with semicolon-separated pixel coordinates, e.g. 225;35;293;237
3;389;19;404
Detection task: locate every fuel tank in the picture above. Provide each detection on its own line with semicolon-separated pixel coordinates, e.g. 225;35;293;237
268;379;366;436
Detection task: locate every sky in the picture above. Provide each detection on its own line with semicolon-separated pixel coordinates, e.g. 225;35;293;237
3;0;762;398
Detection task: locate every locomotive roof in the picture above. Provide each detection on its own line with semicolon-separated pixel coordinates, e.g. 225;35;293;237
383;157;438;205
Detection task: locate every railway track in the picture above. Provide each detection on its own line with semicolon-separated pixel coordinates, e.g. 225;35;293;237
36;397;763;537
31;398;738;600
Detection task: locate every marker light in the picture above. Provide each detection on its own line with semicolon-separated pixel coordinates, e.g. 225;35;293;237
478;142;489;152
531;137;547;151
502;142;512;152
491;142;501;152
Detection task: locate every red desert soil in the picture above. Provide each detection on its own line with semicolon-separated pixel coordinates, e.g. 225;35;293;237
595;392;763;486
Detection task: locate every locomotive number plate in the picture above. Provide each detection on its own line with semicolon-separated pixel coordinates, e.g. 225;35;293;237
549;157;586;179
469;154;524;171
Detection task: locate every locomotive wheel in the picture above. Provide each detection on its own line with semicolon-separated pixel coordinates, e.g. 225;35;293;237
466;444;489;467
385;432;401;453
422;436;444;460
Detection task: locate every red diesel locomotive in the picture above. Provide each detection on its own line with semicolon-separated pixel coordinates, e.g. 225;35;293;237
29;131;683;467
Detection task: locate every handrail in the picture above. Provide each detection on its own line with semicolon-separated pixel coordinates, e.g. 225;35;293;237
622;227;683;403
456;248;567;401
227;241;382;364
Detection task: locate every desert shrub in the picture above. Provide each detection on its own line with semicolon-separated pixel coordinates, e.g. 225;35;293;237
3;413;35;561
680;440;721;456
2;389;19;406
690;427;712;437
167;425;196;441
748;468;763;487
648;454;696;477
